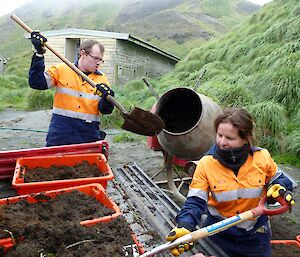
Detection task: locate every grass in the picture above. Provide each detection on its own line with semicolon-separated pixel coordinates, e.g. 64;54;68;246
273;153;300;167
112;132;144;143
26;89;54;111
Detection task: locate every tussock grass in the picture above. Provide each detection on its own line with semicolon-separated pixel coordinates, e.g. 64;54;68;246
0;87;27;110
113;132;144;143
264;67;300;115
247;101;286;152
287;129;300;156
101;110;123;129
26;90;54;111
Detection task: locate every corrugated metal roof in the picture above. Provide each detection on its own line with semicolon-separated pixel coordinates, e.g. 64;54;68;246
38;28;180;62
42;28;130;40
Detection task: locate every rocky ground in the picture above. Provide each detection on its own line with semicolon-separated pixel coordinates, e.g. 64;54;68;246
0;108;299;256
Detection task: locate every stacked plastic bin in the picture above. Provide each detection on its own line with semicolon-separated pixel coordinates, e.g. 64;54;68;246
0;141;145;255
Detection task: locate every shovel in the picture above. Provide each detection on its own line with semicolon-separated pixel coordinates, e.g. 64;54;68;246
11;14;165;136
140;196;290;257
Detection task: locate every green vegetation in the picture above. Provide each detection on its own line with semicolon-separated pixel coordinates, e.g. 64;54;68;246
115;0;300;164
0;0;256;60
113;132;145;143
0;74;28;110
26;90;54;111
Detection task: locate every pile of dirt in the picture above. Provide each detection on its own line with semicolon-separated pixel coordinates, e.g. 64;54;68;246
272;244;300;257
0;190;135;257
24;161;106;182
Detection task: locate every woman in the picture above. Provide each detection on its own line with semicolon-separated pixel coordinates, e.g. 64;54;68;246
166;108;295;257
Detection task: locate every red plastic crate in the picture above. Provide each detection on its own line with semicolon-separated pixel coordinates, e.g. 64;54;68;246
0;184;146;255
271;235;300;252
0;141;108;180
12;153;114;195
0;237;15;254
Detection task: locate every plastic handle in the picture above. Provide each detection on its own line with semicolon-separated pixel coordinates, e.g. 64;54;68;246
252;196;290;216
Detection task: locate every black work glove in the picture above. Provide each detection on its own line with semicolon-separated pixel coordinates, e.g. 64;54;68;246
99;89;115;114
31;31;47;55
94;83;114;98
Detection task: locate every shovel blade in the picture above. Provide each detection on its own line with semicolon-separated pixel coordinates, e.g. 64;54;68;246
121;107;165;136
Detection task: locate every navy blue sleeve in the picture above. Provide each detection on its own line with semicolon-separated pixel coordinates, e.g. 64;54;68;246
98;98;114;114
176;196;207;231
98;95;115;114
272;173;294;191
28;54;48;90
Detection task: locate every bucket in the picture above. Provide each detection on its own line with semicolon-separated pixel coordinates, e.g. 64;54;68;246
154;87;222;160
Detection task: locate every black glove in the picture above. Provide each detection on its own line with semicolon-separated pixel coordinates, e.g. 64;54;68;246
31;31;47;55
94;83;114;98
99;97;114;114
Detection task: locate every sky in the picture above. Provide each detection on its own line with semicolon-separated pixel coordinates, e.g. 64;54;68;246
0;0;274;17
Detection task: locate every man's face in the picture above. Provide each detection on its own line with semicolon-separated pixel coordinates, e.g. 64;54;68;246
80;45;104;73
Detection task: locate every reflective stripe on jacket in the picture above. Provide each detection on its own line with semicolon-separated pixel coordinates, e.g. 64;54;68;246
47;63;110;122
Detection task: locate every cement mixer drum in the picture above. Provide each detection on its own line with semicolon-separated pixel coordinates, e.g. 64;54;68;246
155;87;222;160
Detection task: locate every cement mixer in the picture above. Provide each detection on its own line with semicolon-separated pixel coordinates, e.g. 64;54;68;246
145;83;222;202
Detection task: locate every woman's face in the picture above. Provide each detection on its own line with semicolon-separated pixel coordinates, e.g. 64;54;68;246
216;122;246;150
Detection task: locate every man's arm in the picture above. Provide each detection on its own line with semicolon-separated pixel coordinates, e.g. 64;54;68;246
29;31;50;90
28;54;48;90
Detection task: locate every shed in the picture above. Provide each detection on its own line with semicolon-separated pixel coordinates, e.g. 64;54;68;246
39;29;180;86
0;55;7;75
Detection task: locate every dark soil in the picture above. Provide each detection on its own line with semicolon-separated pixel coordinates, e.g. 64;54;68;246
271;244;300;257
0;190;135;257
24;161;107;182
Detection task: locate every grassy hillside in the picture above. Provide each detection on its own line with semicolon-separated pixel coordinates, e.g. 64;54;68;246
0;0;258;60
0;0;258;113
0;0;123;58
108;0;259;57
2;0;298;162
116;0;300;162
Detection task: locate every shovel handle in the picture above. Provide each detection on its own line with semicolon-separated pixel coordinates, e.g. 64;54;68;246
11;14;128;115
140;196;290;257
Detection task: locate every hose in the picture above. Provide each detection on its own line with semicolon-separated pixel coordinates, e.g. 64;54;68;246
0;127;123;135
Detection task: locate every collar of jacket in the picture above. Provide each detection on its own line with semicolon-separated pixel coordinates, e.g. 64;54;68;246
205;144;262;156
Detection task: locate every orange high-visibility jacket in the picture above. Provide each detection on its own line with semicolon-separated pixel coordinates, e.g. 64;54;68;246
47;63;111;122
185;145;290;231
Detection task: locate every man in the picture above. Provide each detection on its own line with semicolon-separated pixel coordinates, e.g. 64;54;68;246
29;32;114;146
